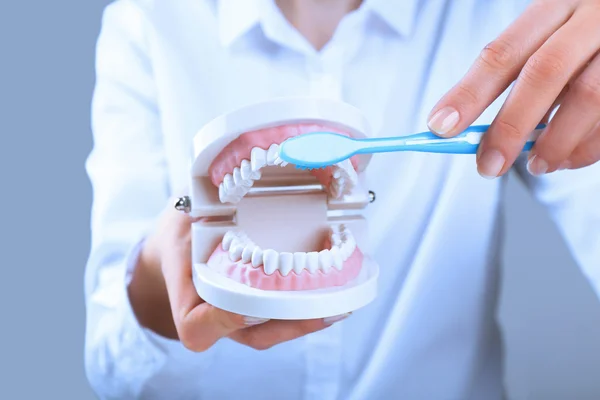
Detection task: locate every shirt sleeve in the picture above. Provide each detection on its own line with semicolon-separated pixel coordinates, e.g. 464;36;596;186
84;1;188;398
514;157;600;298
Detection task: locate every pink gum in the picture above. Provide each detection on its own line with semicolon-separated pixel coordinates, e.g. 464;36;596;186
208;123;360;187
206;245;364;291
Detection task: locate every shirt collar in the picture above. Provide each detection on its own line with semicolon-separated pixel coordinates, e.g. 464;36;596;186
217;0;262;47
216;0;421;47
365;0;420;37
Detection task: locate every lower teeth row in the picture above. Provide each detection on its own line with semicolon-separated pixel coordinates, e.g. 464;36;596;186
221;225;356;276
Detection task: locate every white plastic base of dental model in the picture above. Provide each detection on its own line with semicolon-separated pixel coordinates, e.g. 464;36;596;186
192;258;379;320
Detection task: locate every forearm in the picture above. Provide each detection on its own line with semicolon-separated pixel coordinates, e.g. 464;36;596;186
128;239;178;340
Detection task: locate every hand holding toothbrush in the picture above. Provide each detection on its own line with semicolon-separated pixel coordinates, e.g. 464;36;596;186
427;0;600;178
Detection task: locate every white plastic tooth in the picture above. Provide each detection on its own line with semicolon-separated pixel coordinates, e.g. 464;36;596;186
306;252;319;273
338;242;347;259
330;246;343;270
229;236;241;249
241;159;260;180
279;252;294;276
346;233;356;249
318;250;333;273
218;183;227;203
226;194;242;204
329;180;342;198
342;236;356;259
330;160;357;197
234;185;250;199
222;231;237;250
229;241;244;262
340;242;351;259
240;159;251;179
273;156;288;167
251;147;267;171
241;245;255;263
251;247;263;267
293;252;307;274
331;233;342;246
339;226;348;240
262;249;279;275
266;144;279;165
232;167;243;184
233;167;253;187
223;174;235;192
343;161;358;184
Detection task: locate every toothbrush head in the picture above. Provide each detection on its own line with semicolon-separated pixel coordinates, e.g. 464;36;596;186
278;131;358;169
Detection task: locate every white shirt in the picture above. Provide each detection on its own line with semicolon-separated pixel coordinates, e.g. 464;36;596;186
84;0;600;399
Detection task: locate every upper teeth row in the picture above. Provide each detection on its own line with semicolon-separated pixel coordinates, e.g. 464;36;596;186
218;144;286;203
218;142;358;204
221;225;356;276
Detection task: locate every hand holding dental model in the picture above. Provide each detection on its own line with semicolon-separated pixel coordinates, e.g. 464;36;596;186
427;0;600;178
132;204;344;352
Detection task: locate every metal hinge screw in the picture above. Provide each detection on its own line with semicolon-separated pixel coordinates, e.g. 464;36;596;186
174;196;191;213
368;191;376;203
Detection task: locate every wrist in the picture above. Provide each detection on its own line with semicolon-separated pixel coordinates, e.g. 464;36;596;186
128;237;178;339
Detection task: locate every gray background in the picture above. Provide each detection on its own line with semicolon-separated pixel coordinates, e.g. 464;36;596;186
1;1;599;399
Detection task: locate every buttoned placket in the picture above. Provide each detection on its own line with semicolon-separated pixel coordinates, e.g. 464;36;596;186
300;13;369;400
301;49;346;400
248;3;371;398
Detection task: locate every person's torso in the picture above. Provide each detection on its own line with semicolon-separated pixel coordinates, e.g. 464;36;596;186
138;0;529;398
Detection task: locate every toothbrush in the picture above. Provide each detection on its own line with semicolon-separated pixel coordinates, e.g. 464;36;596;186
278;124;545;169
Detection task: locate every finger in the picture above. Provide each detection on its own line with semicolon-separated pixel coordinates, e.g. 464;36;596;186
159;209;203;316
528;52;600;175
540;84;569;124
230;313;350;350
477;5;600;178
565;121;600;169
427;0;575;136
159;209;262;351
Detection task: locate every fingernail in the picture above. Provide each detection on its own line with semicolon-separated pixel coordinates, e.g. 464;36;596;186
244;316;270;326
428;107;460;136
478;149;505;179
558;160;571;171
527;154;549;176
324;312;351;326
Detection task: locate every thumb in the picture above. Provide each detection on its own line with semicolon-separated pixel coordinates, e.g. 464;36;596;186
179;303;269;352
159;209;268;351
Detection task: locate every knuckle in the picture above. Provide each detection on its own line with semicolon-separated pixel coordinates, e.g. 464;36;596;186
455;82;480;107
479;39;519;72
571;75;600;106
494;119;525;142
522;50;569;85
179;329;210;352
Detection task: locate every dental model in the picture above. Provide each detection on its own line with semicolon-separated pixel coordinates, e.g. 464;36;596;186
179;98;379;320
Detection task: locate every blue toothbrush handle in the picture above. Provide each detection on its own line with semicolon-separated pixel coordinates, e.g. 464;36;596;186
356;124;545;155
